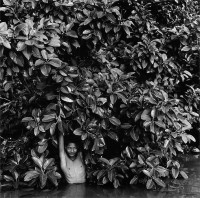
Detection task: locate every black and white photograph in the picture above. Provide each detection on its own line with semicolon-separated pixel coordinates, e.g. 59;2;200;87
0;0;200;197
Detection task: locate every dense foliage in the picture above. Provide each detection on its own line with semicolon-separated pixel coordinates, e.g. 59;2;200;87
0;0;200;190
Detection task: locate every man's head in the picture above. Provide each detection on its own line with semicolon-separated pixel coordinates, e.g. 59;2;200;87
65;136;80;160
65;142;78;160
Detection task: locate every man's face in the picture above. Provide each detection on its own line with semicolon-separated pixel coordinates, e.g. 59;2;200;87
66;143;78;159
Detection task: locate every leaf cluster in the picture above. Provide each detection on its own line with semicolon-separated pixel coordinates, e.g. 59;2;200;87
0;0;200;190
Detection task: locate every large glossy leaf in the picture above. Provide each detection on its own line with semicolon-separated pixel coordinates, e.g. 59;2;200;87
98;137;105;147
43;158;54;170
22;47;32;59
47;171;60;186
146;179;154;189
141;109;151;121
151;108;156;118
109;116;121;126
9;51;24;67
73;128;83;136
48;38;60;47
41;50;48;60
172;168;179;179
113;178;120;188
40;65;51;76
3;39;11;49
135;111;142;122
24;170;40;181
50;123;57;135
34;127;40;136
102;176;109;184
32;157;43;169
123;26;130;36
22;117;34;122
155;166;168;175
66;30;78;38
61;96;74;103
155;121;166;128
130;127;139;141
187;134;196;142
153;177;166;187
38;143;48;154
108;170;113;182
138;155;145;165
42;114;56;122
130;175;138;185
181;46;190;51
99;157;110;165
39;173;47;189
175;142;183;152
35;59;45;66
180;171;188;179
107;131;118;141
109;157;119;166
107;13;116;23
143;170;152;177
97;170;106;180
0;22;8;31
121;123;132;129
48;58;61;68
181;120;192;131
4;175;14;182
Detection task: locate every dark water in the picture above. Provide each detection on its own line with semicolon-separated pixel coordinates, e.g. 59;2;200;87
1;154;200;198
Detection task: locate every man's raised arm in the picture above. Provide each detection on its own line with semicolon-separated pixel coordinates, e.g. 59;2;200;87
58;132;66;167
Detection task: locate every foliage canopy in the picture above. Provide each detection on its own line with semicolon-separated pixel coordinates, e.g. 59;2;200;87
0;0;200;190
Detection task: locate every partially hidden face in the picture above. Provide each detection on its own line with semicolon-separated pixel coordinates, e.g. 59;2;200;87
65;143;78;158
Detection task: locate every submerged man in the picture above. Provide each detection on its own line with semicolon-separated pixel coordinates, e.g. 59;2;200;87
59;133;86;184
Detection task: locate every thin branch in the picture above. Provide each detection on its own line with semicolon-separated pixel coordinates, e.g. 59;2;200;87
0;102;12;109
0;97;11;102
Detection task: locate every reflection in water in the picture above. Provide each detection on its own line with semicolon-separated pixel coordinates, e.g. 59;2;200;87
1;154;200;198
57;184;86;198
